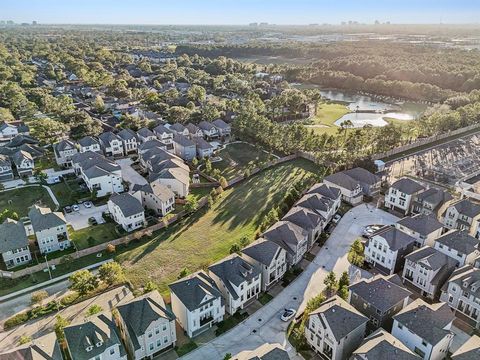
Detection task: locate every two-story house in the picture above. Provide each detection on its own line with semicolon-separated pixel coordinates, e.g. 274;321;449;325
349;274;412;333
132;183;175;217
98;131;124;157
392;299;454;360
107;193;146;232
64;313;127;360
169;271;225;338
412;188;454;217
185;123;204;139
198;121;219;140
173;134;196;161
212;119;231;138
343;167;381;197
78;136;102;153
433;230;480;267
193;138;214;159
117;128;138;154
208;254;262;315
451;335;480;359
241;238;287;291
440;265;480;330
403;246;458;300
28;205;70;254
364;226;416;275
385;178;425;215
53;139;78;167
0;154;14;181
306;183;342;215
12;150;34;177
263;220;309;267
152;125;174;145
305;296;368;360
137;127;157;144
0;218;32;269
442;199;480;236
295;193;334;228
149;167;190;198
323;172;363;205
283;206;323;247
168;123;189;137
395;214;444;248
0;331;62;360
116;291;176;359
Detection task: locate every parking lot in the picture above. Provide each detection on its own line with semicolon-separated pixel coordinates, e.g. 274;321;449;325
64;203;108;230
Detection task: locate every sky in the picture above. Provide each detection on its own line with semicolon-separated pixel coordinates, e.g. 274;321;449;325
2;0;480;25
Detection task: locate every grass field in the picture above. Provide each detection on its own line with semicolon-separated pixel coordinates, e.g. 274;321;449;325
305;103;351;136
49;179;91;208
69;223;120;250
116;158;321;293
212;142;274;180
0;186;55;217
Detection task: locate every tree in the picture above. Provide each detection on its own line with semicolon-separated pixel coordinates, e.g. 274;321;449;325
223;354;232;360
323;271;338;297
143;281;159;294
0;209;19;223
106;244;116;253
191;157;198;167
187;84;207;103
302;293;326;326
338;285;349;301
86;304;103;316
239;236;250;247
204;158;212;173
69;269;98;296
30;117;70;145
218;176;228;189
98;262;126;286
184;196;199;214
178;267;190;279
229;243;241;254
31;290;49;305
347;239;365;267
93;95;105;112
54;315;69;342
338;271;350;289
18;335;32;345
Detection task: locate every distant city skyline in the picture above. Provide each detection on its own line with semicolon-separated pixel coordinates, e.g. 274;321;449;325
2;0;480;25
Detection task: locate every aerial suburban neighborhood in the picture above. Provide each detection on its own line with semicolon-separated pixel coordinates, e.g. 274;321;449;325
1;2;480;360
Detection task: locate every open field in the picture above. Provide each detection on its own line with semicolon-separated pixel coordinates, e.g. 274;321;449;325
117;158;321;293
304;103;350;136
49;179;91;208
69;223;120;250
0;186;55;217
212;142;274;180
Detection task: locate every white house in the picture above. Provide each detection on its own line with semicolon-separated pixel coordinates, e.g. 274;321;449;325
198;121;218;139
173;134;196;161
193;138;214;159
132;183;175;217
208;254;262;315
137;127;157;144
53;139;78;167
441;199;480;237
307;183;342;215
241;238;287;291
395;214;444;248
385;178;425;215
64;313;127;360
117;128;138;154
116;291;176;359
305;296;368;360
212;119;231;137
153;125;174;145
149;167;190;198
78;136;102;153
0;121;20;140
0;218;32;269
169;271;225;338
433;230;480;267
295;193;335;228
324;172;363;205
0;154;14;181
98;131;124;157
168;123;189;137
411;188;454;217
28;205;70;254
392;299;454;360
186;123;204;139
107;193;146;232
12;150;34;176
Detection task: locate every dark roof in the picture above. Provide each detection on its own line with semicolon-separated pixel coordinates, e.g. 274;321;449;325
371;226;416;251
307;183;341;200
397;214;443;236
263;221;308;256
406;246;458;273
137;127;155;138
212;119;230;129
117;128;137;141
344;167;380;186
0;332;62;360
390;178;425;195
78;136;99;147
198;121;215;131
169;271;223;312
170;123;186;133
283;206;323;231
153;124;172;135
324;172;360;191
194;137;213;150
295;193;331;215
5;135;38;148
415;188;453;207
174;134;195;147
349;275;411;312
435;230;479;256
442;265;480;299
54;139;77;155
241;238;283;266
98;131;120;144
109;193;144;217
451;199;480;218
28;205;67;232
451;335;480;360
0;219;29;253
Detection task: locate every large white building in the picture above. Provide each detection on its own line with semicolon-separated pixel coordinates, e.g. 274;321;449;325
28;205;70;254
385;178;425;215
107;193;146;232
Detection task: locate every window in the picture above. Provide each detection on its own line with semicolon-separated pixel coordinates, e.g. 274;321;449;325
398;323;403;330
149;343;154;351
110;348;115;355
164;336;168;344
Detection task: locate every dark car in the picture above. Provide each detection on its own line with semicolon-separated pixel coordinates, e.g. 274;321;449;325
64;206;72;214
88;217;98;225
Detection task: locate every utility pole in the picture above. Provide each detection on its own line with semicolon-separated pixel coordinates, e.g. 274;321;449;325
45;255;52;280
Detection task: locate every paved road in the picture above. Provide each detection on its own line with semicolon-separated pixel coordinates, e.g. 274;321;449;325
180;204;399;360
116;157;147;190
65;204;107;230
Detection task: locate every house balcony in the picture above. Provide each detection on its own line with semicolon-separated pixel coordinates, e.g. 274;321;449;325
200;315;214;327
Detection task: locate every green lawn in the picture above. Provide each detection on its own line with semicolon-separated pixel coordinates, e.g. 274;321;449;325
116;158;321;293
0;186;55;217
212;142;274;180
69;223;120;250
189;187;213;202
215;312;249;335
303;103;351;136
175;341;198;357
49;179;91;208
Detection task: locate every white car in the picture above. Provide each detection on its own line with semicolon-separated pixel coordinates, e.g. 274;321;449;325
281;308;296;322
84;201;93;208
72;204;80;212
332;214;342;224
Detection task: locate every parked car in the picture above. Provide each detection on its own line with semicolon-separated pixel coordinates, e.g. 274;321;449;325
332;214;342;224
47;176;61;184
72;204;80;212
362;224;383;238
64;206;72;214
88;217;98;225
84;201;93;208
281;308;296;322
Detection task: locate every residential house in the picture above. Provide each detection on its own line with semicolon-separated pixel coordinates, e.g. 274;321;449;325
173;134;196;161
324;172;363;205
351;328;421;360
168;123;189;137
116;291;176;359
442;199;480;237
305;296;368;360
149;167;190;198
233;344;290;360
169;271;225;338
364;226;416;275
241;238;287;291
208;254;262;315
412;188;454;217
433;230;480;267
395;214;444;248
98;131;124;157
212;119;231;137
283;206;323;247
0;331;62;360
451;335;480;359
53;139;78;167
186;123;204;139
0;218;32;269
28;205;70;254
107;193;146;232
263;220;309;267
148;157;188;175
78;136;102;153
0;121;20;140
193;137;214;159
0;154;13;181
440;265;480;329
132;183;175;217
343;167;381;197
198;121;218;139
137;127;157;144
117;128;138;154
138;140;168;156
72;151;124;197
153;125;174;145
12;150;34;176
295;193;335;227
403;246;457;300
307;183;342;214
349;274;412;332
392;299;454;360
385;178;425;215
64;313;127;360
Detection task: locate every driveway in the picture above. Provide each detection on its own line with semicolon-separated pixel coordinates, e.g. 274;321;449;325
181;204;399;360
65;204;107;230
116;157;147;190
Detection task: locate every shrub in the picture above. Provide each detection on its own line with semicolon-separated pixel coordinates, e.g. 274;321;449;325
86;304;103;316
31;290;49;305
4;312;29;330
18;335;31;345
106;244;116;253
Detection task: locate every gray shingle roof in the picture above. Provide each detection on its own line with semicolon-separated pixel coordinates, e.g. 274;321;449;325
133;183;174;202
117;128;137;141
241;238;282;266
451;334;480;360
12;150;32;165
137;127;155;138
194;137;213;150
109;193;144;217
452;199;480;218
397;214;443;236
0;154;11;167
170;123;186;133
153;124;172;136
415;188;453;207
212;119;230;129
78;136;99;147
28;205;66;233
174;134;195;147
138;139;167;153
54;139;77;155
283;206;323;231
372;226;416;251
98;131;120;144
0;219;29;253
390;178;425;195
406;246;458;273
186;123;200;134
310;296;368;342
393;299;454;346
198;121;215;131
324;172;360;191
0;331;62;360
436;230;479;256
344;167;380;186
307;183;341;200
442;265;480;299
349;275;411;312
295;193;331;215
263;221;308;256
169;271;223;312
